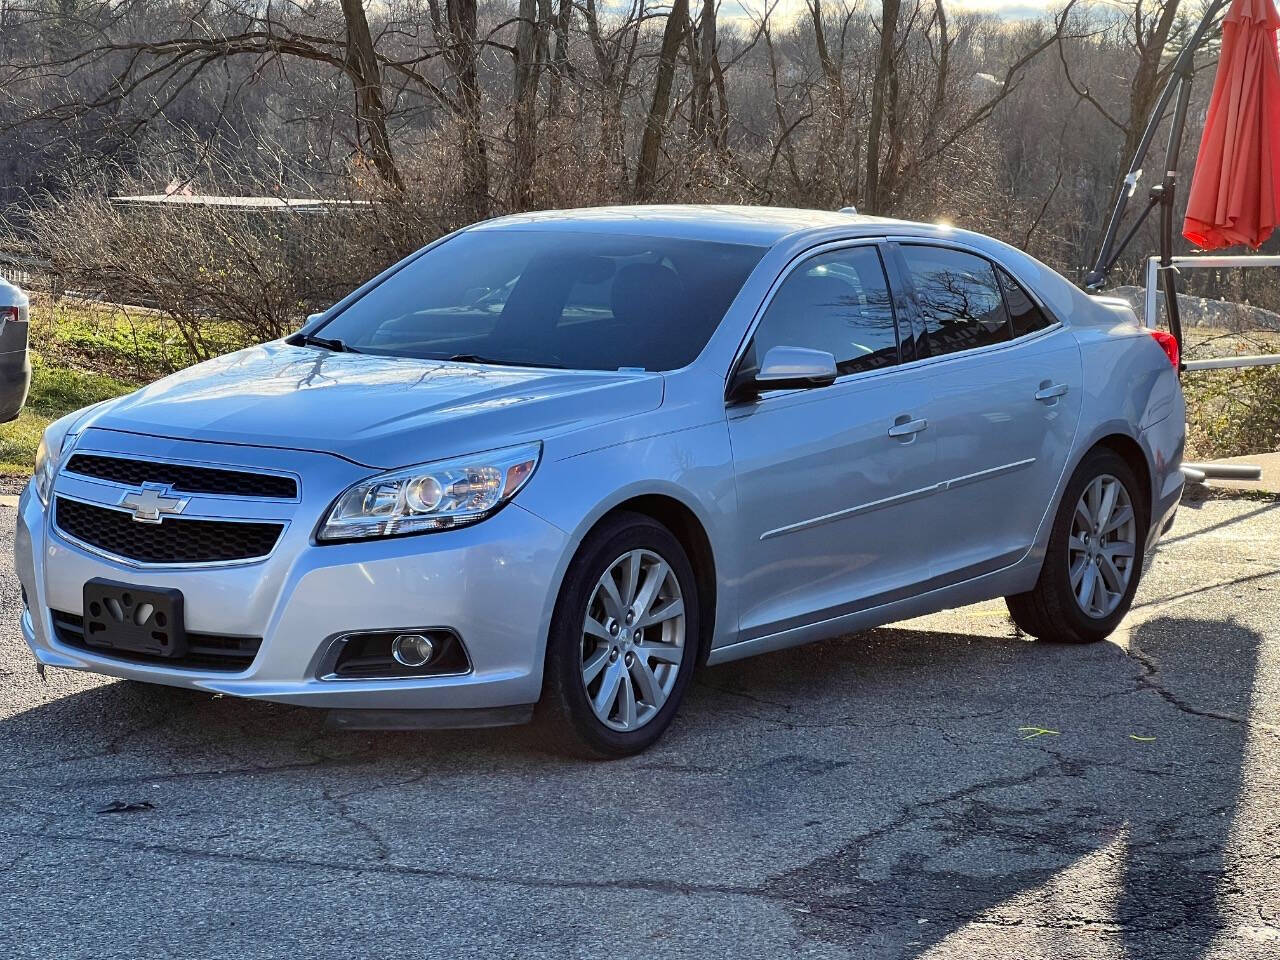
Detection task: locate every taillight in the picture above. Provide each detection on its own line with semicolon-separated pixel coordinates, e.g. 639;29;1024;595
1149;329;1180;370
0;307;17;324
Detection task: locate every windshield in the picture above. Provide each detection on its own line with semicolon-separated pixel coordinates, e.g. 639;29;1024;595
316;229;767;371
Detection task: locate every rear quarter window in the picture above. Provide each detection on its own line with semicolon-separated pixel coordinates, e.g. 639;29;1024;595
997;265;1054;337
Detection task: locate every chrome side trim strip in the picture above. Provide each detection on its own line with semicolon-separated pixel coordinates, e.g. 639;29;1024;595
943;457;1037;491
758;458;1037;541
760;481;940;540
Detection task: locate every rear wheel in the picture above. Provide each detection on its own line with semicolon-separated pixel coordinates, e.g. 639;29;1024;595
1006;448;1148;644
539;512;699;757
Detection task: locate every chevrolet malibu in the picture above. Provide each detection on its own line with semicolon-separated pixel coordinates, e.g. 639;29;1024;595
15;206;1185;756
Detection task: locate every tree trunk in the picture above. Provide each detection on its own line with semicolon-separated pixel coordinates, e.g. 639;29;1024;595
688;0;717;140
810;0;848;203
338;0;402;190
864;0;900;214
545;0;572;116
511;0;545;209
634;0;689;201
1122;0;1181;166
445;0;489;220
710;44;730;153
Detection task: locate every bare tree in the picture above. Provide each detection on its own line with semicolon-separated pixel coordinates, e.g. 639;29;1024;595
636;0;691;200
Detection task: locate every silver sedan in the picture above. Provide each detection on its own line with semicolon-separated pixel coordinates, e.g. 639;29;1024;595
14;206;1185;756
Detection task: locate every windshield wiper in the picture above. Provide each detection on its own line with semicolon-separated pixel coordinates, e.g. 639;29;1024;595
441;353;563;369
293;333;360;353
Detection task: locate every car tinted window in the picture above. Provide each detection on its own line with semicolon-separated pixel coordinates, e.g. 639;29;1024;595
997;265;1052;337
318;230;766;371
750;246;899;376
900;246;1011;357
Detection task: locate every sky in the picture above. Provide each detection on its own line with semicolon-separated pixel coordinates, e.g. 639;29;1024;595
720;0;1062;26
948;0;1059;15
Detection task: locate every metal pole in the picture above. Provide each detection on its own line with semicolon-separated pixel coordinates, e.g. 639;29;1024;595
1085;71;1183;289
1157;72;1196;357
1144;256;1160;328
1182;462;1265;481
1084;0;1231;290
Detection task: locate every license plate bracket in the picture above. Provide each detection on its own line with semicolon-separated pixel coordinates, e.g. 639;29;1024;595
83;578;187;659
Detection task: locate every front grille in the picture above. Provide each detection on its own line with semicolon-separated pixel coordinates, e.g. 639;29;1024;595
65;454;297;499
55;497;284;564
51;610;261;671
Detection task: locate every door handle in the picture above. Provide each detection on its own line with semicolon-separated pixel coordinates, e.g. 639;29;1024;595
887;416;928;439
1035;382;1069;403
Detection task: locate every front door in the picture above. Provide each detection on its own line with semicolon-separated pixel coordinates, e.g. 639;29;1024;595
727;243;939;642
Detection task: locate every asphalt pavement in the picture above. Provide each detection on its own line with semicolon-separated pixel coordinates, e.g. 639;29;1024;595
1;493;1278;959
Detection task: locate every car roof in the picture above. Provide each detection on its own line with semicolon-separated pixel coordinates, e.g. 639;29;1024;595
0;278;28;306
468;204;926;247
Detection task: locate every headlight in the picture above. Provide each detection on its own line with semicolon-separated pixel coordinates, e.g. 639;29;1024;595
318;442;542;542
33;414;83;505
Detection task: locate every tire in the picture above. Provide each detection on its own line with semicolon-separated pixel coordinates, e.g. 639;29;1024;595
1005;447;1149;644
538;511;700;758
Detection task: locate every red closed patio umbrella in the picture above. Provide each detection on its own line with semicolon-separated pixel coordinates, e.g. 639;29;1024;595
1183;0;1280;250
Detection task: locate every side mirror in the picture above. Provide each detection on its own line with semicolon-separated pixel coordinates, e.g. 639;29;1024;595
304;312;324;328
728;345;838;403
756;345;838;388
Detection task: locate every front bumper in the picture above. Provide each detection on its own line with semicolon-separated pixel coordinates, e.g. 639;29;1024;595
15;447;571;712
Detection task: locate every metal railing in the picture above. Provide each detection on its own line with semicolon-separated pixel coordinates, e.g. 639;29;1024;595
1143;254;1279;482
0;253;51;289
1144;255;1280;371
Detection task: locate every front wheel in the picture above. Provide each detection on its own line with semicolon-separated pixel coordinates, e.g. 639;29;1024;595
1006;447;1148;644
539;512;699;758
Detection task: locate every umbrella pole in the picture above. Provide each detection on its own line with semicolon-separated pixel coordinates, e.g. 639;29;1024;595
1156;71;1196;363
1084;0;1232;291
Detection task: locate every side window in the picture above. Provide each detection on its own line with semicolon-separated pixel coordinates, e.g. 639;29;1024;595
900;246;1011;357
997;266;1052;337
751;246;899;377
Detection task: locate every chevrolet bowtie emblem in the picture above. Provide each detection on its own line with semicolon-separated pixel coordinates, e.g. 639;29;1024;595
118;482;190;523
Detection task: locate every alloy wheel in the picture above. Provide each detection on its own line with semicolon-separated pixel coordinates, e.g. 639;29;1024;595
1069;473;1137;618
580;549;686;731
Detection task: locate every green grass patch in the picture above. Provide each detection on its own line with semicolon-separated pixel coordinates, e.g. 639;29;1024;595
0;297;241;478
0;355;138;475
28;298;225;381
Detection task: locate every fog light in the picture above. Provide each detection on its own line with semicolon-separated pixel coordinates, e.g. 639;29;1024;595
391;633;435;668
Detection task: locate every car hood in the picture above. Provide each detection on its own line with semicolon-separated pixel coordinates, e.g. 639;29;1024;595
89;343;664;468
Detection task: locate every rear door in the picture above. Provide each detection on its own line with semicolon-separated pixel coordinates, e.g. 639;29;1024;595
726;241;938;641
890;241;1083;585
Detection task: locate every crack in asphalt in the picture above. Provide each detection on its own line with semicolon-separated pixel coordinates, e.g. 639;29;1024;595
2;757;1086;908
1125;632;1280;735
5;827;771;899
0;753;365;792
322;786;392;861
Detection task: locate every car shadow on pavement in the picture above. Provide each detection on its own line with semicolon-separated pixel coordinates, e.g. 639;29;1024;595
702;616;1261;958
0;614;1262;958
